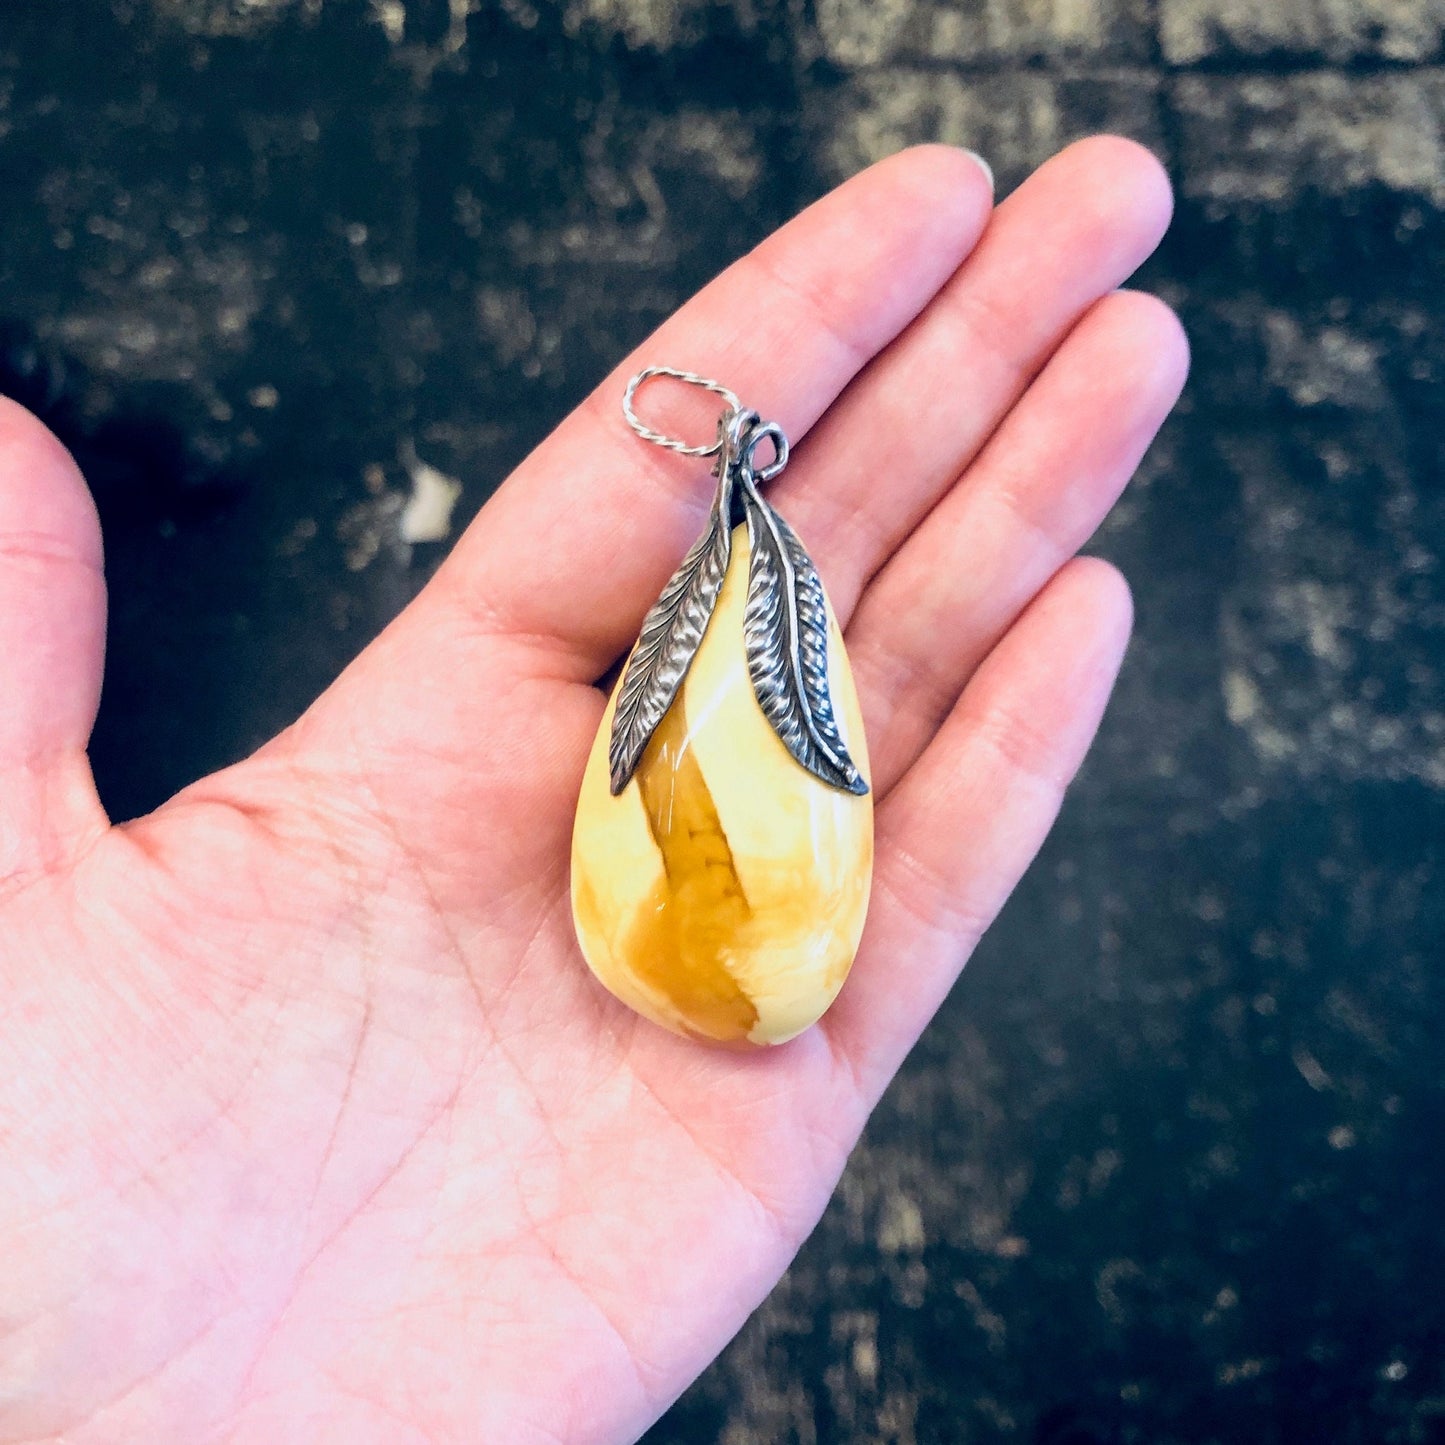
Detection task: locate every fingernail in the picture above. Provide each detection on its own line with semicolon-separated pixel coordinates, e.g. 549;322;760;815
963;150;994;195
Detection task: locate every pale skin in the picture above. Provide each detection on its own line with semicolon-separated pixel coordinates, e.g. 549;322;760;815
0;137;1187;1442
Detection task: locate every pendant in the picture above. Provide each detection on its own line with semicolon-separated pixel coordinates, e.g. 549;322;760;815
571;367;873;1047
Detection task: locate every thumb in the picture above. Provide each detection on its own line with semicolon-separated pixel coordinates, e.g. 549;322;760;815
0;397;108;881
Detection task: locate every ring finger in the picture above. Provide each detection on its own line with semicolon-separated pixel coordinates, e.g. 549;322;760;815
849;286;1189;798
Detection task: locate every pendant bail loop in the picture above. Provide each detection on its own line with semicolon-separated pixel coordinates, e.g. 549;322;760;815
624;367;789;486
719;408;789;487
622;366;743;458
741;419;788;485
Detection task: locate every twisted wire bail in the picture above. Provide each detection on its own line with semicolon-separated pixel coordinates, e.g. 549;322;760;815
622;366;743;457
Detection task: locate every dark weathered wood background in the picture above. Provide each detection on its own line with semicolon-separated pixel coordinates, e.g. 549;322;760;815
1;3;1441;1441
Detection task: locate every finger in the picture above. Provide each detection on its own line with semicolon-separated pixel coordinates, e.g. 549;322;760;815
851;288;1188;796
772;136;1174;622
233;148;991;883
427;144;995;679
0;398;109;879
823;557;1133;1104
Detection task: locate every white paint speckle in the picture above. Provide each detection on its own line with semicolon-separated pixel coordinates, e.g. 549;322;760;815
1291;1046;1332;1093
878;1192;926;1254
371;0;406;43
851;1335;878;1386
399;441;463;544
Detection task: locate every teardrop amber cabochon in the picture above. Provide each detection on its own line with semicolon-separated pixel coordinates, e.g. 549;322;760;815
571;523;873;1047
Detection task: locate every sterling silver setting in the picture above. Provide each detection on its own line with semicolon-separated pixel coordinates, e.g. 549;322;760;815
609;367;868;799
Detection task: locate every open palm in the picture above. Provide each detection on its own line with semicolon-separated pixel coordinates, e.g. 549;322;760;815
0;138;1185;1443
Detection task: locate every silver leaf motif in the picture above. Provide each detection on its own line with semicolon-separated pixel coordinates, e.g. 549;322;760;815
741;478;869;795
608;468;734;794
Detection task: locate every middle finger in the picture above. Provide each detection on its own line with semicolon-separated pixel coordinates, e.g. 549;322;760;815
769;135;1174;625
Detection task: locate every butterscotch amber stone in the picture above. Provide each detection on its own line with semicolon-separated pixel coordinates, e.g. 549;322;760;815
571;525;873;1046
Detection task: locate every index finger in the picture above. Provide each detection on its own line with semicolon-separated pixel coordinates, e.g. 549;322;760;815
433;146;995;680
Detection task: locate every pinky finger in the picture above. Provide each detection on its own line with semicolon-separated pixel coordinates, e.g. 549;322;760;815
824;556;1134;1104
0;399;109;882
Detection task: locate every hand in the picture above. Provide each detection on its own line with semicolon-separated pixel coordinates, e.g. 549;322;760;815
0;137;1185;1443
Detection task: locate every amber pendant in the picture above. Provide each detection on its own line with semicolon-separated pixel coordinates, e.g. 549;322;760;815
571;369;873;1047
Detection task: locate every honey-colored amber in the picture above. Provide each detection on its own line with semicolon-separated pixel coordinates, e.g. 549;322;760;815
571;524;873;1046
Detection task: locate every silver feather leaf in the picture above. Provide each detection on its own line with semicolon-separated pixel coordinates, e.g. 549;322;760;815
608;469;734;794
741;482;868;795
